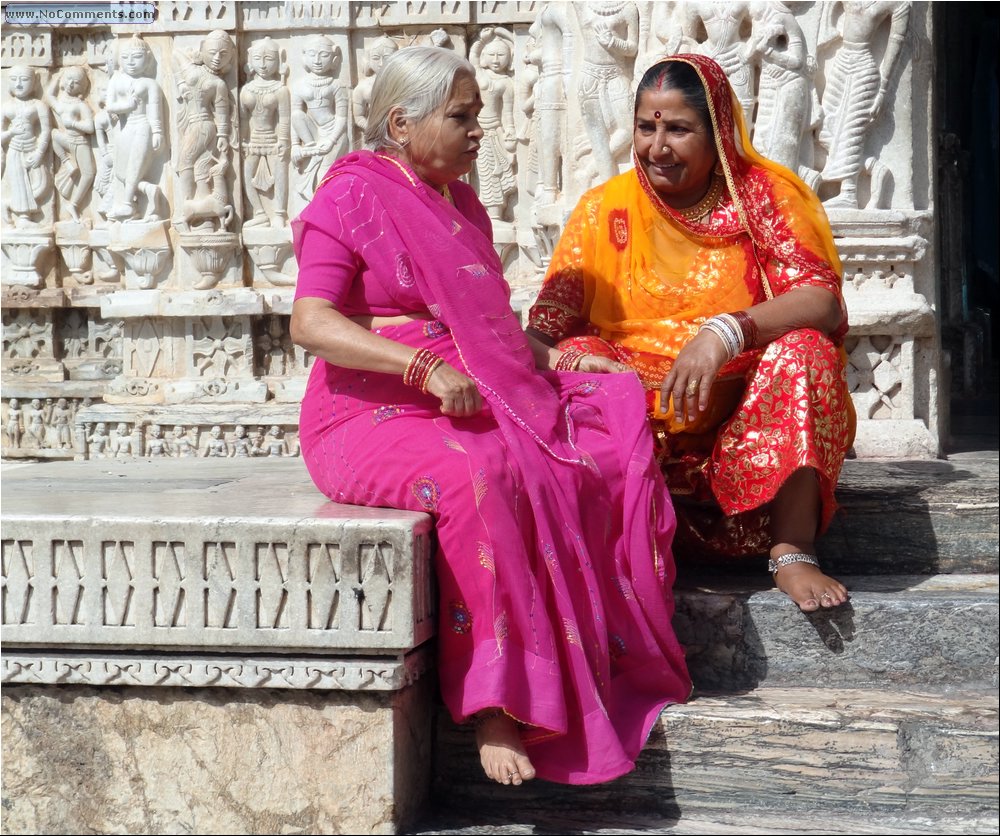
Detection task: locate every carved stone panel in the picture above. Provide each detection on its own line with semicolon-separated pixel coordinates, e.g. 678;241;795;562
1;517;435;652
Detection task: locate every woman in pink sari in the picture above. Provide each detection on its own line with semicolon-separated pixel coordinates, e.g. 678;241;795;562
291;47;690;787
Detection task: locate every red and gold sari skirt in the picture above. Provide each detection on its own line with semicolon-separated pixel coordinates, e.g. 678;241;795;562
560;329;855;559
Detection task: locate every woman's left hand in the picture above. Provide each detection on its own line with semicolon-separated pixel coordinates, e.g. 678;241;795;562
577;355;633;375
660;330;730;425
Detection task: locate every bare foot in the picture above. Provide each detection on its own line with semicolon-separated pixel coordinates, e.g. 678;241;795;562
474;711;536;786
773;561;849;613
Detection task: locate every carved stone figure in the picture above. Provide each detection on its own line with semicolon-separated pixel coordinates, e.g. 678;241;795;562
102;37;165;221
818;1;910;207
680;1;755;127
202;424;228;457
526;4;572;205
51;398;74;449
172;425;198;457
87;421;110;457
263;424;288;456
470;28;517;221
517;36;540;199
241;37;290;229
640;2;687;76
112;422;134;457
48;67;97;222
745;1;817;173
145;423;168;456
4;399;23;448
231;424;253;457
291;35;348;201
574;1;639;184
24;398;46;447
174;30;236;230
1;65;52;228
352;36;398;135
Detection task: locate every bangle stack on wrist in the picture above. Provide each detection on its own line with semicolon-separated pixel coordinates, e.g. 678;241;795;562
555;349;587;371
403;348;444;393
699;310;758;360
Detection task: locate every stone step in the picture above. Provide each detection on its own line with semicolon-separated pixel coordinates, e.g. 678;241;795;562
819;451;999;574
427;686;999;829
410;808;999;835
3;450;996;574
674;573;998;691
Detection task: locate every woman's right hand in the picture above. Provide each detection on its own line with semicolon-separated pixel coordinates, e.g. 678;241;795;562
425;362;484;417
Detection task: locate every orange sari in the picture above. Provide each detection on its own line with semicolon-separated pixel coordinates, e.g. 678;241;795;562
528;55;856;558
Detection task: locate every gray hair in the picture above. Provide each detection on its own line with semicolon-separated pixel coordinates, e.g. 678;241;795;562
363;46;475;152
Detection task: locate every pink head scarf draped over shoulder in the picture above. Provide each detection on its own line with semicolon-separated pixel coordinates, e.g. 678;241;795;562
293;150;642;466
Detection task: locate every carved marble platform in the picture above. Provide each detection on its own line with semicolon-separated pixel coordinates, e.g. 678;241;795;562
1;457;435;835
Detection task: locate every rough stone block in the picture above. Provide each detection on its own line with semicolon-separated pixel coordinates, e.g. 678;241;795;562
1;680;433;834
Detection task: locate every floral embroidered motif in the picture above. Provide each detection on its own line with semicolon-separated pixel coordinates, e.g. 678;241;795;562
395;252;415;287
477;541;495;574
411;475;442;512
460;263;489;279
608;207;629;251
423;320;449;339
373;405;403;425
449;600;473;634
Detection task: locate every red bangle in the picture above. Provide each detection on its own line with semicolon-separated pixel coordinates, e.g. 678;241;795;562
729;310;759;351
403;348;443;391
555;349;587;371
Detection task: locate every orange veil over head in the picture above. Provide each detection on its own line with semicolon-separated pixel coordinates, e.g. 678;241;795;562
577;54;847;384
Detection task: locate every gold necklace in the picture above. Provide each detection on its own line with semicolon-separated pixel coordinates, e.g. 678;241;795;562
674;174;723;222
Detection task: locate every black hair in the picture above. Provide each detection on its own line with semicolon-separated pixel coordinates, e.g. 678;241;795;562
634;60;712;131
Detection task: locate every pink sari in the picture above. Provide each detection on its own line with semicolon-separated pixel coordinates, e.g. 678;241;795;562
293;151;690;784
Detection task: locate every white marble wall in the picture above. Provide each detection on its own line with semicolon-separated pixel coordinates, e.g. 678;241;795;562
1;1;939;459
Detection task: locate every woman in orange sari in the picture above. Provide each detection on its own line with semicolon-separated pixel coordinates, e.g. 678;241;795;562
527;55;855;613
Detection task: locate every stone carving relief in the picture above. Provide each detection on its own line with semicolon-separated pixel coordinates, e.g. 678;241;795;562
2;520;429;649
352;35;398;138
173;30;240;289
1;65;52;229
846;334;905;420
1;651;432;691
241;37;290;229
525;4;571;210
470;27;517;223
818;0;910;208
190;316;251;378
291;34;348;204
574;1;638;187
745;2;819;180
48;67;96;223
1;396;89;454
173;30;236;231
0;3;938;461
103;38;166;222
680;1;755;127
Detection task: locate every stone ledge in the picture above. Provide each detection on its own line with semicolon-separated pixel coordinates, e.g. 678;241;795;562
2;459;435;656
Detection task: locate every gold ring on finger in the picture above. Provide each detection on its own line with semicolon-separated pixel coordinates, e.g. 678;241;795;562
685;380;699;396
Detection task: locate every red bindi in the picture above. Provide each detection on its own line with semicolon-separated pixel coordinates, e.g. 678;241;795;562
654;110;661;119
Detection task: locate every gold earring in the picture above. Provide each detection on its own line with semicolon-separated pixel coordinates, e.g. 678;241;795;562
714;160;724;176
